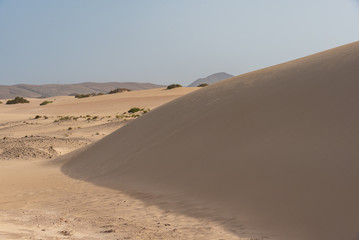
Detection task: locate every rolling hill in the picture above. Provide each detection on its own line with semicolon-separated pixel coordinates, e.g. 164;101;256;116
0;82;164;99
187;72;234;87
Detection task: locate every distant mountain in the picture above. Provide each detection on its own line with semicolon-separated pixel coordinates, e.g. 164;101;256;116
0;82;164;99
188;72;234;87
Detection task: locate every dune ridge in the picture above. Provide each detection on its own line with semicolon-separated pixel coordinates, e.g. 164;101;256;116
63;41;359;240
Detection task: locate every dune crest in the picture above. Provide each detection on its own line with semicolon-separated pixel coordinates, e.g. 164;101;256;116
63;41;359;240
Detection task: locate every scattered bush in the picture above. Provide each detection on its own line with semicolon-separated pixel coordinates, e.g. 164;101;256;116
34;115;41;119
0;101;2;104
198;83;209;87
75;94;92;98
59;116;72;121
40;100;53;106
68;127;72;130
75;93;104;98
128;107;141;113
108;88;131;94
166;84;182;90
6;96;30;104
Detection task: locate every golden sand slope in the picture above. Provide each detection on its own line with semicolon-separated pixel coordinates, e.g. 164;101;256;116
2;87;243;240
63;41;359;240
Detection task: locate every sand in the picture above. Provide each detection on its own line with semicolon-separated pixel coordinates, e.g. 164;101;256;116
62;41;359;240
0;87;242;240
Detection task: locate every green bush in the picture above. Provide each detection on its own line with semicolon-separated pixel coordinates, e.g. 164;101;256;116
75;93;104;98
75;94;92;98
6;96;30;104
128;107;141;113
198;83;209;87
59;116;71;121
166;84;182;90
108;88;131;94
40;100;53;106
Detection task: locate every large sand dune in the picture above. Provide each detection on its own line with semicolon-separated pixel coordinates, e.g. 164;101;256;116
2;87;240;239
63;41;359;240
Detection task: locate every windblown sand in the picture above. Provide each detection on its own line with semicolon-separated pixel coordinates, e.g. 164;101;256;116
2;41;359;240
63;42;359;240
0;87;241;240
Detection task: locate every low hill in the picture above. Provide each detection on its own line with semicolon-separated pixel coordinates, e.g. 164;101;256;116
62;42;359;240
187;72;233;87
0;82;164;99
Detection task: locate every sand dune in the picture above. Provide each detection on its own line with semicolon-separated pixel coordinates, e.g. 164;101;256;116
63;41;359;240
1;86;241;239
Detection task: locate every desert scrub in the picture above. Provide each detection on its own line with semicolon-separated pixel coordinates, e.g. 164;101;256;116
75;93;103;98
108;88;131;94
75;94;91;98
34;115;41;119
55;116;76;122
0;101;2;104
142;108;151;114
198;83;209;87
128;107;143;113
40;100;53;106
6;96;30;104
166;84;182;90
59;116;71;121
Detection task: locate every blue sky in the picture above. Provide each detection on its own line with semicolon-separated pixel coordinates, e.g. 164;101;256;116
1;0;359;85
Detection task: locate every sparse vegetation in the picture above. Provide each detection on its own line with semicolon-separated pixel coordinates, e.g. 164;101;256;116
0;101;2;104
35;115;41;119
75;94;92;98
74;93;104;98
68;127;72;130
128;107;141;113
198;83;209;87
108;88;131;94
6;96;30;104
166;84;182;90
40;100;53;106
59;116;71;121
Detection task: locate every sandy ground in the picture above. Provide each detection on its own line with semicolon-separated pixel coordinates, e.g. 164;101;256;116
62;41;359;240
0;87;244;240
0;160;239;240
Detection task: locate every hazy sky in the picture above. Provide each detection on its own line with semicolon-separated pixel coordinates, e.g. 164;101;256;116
1;0;359;86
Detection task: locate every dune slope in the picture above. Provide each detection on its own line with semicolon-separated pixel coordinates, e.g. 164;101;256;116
62;41;359;240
